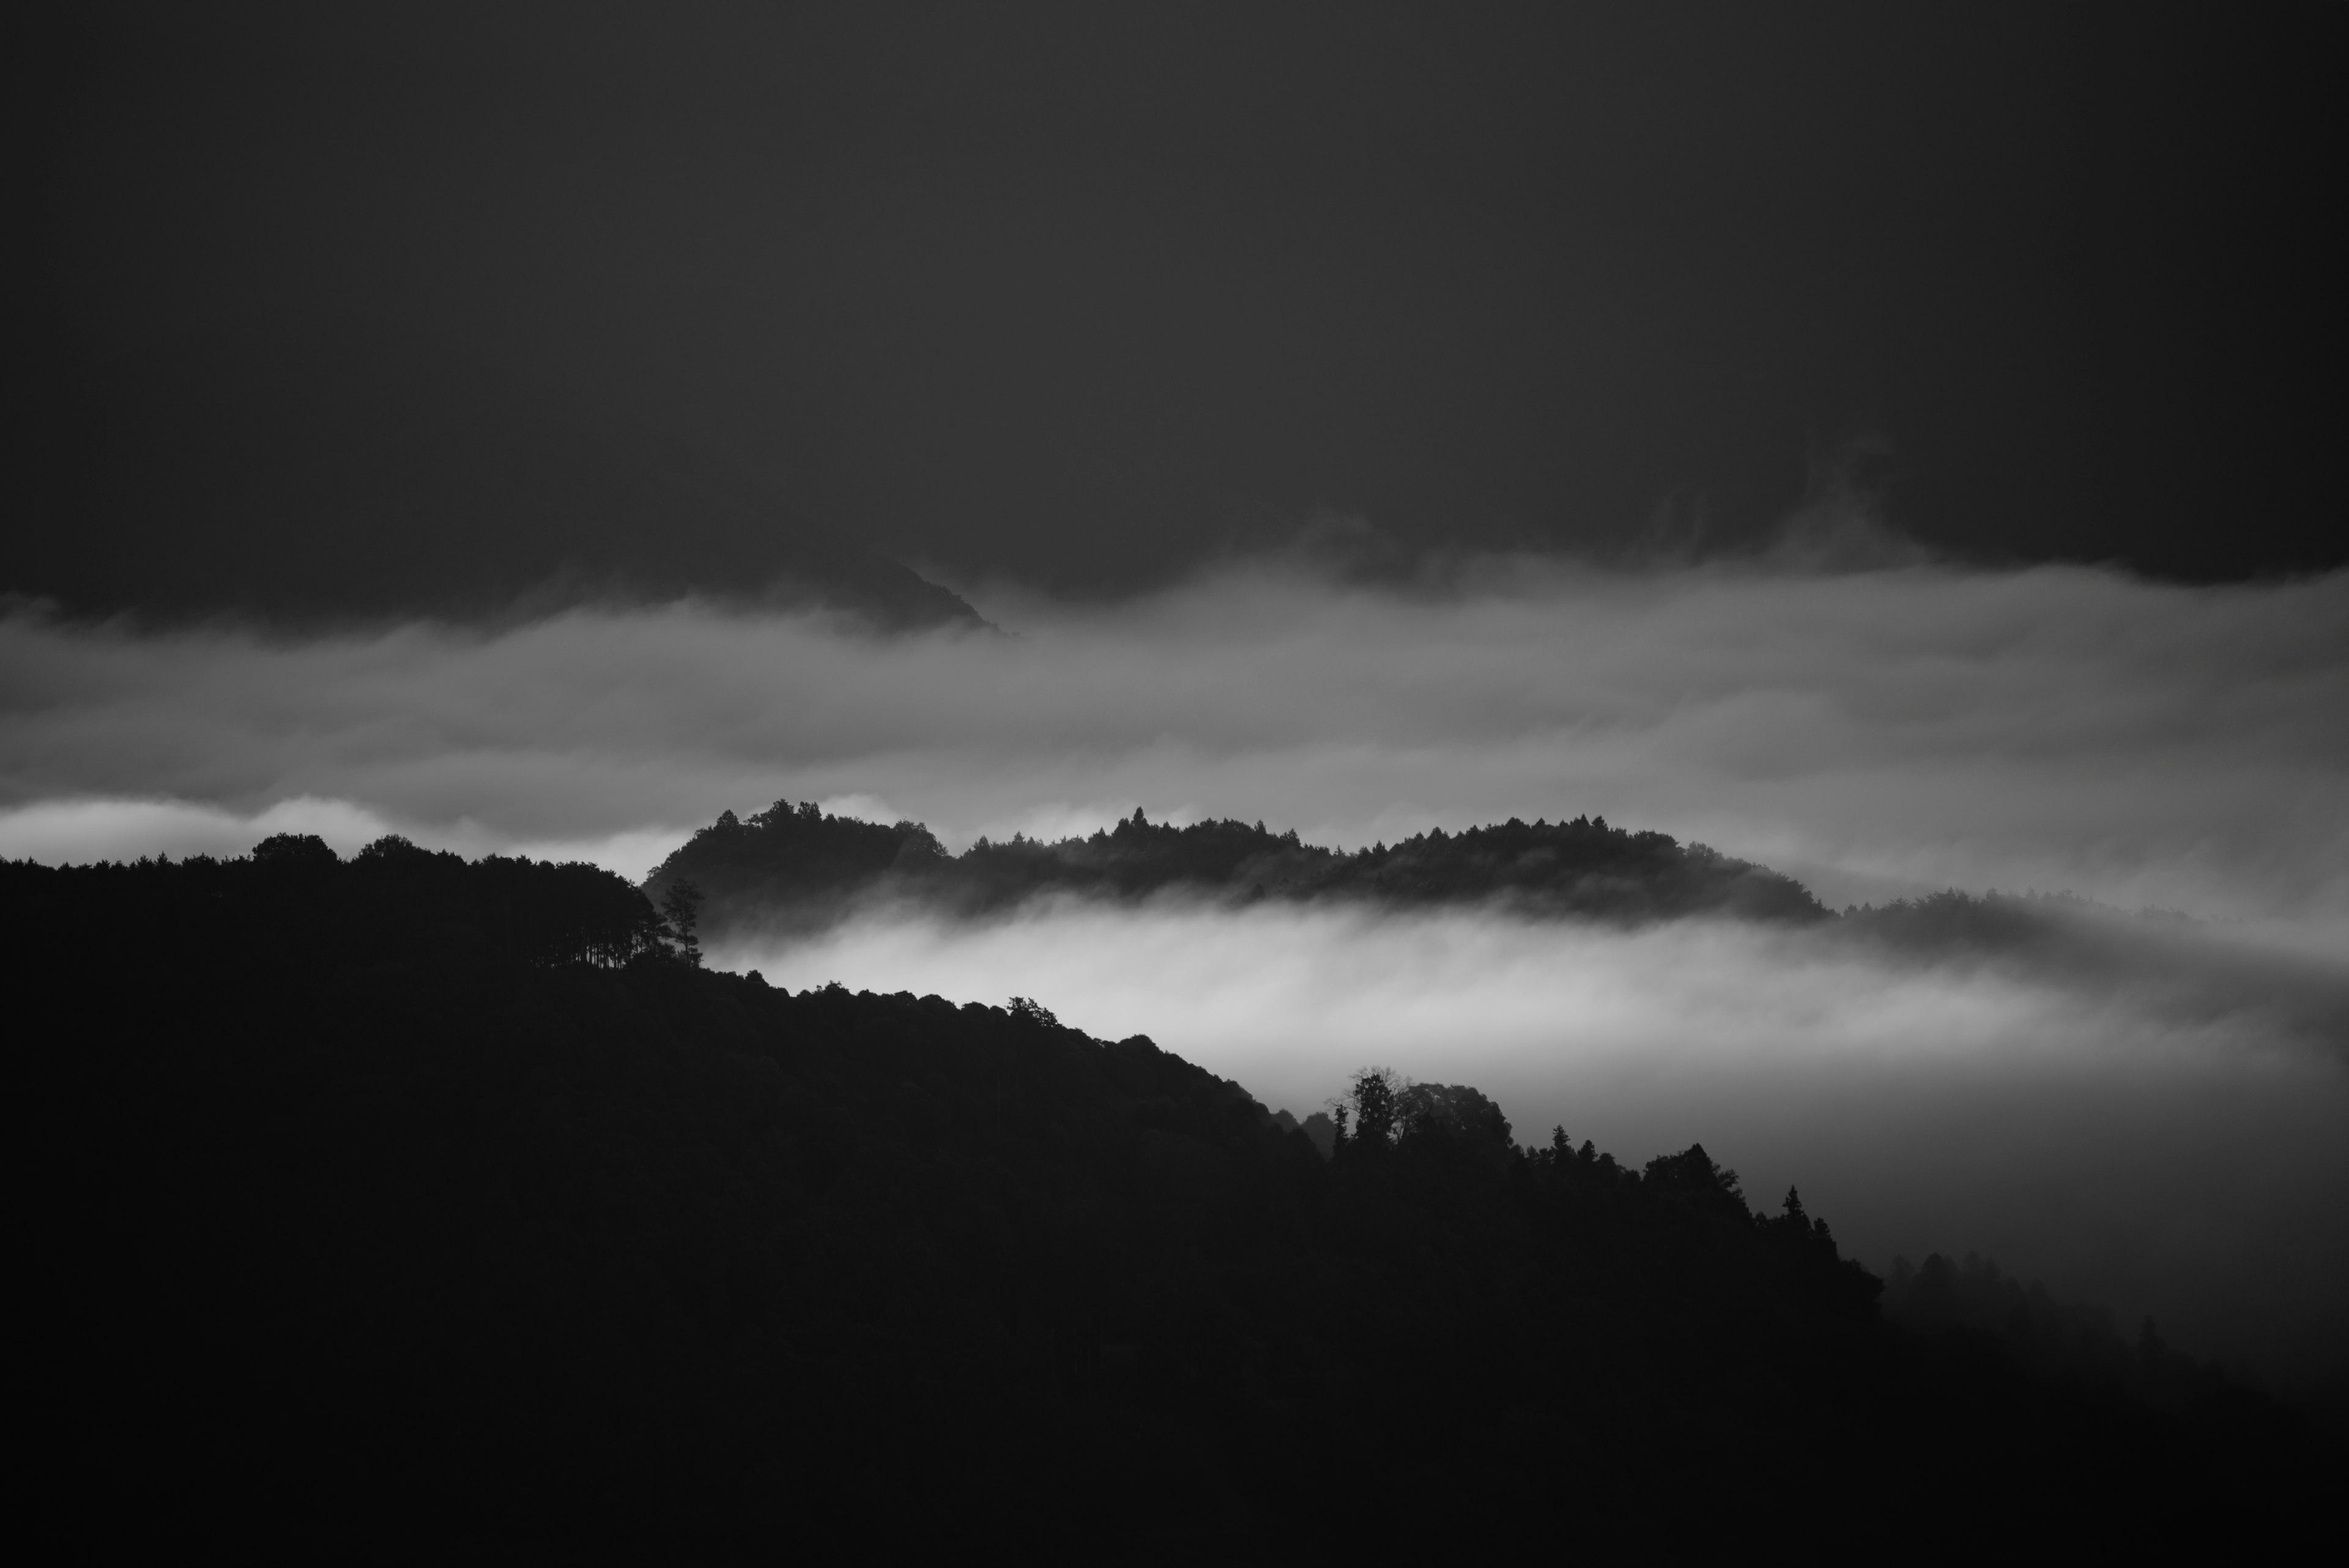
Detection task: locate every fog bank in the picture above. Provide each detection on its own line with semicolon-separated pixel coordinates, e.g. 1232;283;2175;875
5;559;2345;932
721;900;2349;1384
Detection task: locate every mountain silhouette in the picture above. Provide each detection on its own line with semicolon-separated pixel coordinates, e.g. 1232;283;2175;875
646;800;1830;938
20;321;982;629
9;838;2331;1555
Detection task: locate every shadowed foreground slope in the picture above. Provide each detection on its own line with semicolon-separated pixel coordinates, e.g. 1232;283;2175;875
12;843;2328;1556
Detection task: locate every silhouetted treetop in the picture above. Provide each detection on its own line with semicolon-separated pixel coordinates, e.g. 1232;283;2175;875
251;831;340;869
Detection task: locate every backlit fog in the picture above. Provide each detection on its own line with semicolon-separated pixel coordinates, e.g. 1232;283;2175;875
723;898;2347;1381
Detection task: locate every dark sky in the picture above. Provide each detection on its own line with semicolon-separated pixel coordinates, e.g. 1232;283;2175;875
18;2;2345;607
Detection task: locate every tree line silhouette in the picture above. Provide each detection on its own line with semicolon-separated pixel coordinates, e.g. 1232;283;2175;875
10;830;699;970
12;839;2329;1556
647;799;1828;939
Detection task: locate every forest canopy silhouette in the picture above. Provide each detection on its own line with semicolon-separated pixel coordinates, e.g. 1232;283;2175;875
12;837;2333;1554
643;798;1829;937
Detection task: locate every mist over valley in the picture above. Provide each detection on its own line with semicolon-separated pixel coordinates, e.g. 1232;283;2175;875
18;7;2345;1548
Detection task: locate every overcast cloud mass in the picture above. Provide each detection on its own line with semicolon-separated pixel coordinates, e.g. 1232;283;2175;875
6;555;2344;1379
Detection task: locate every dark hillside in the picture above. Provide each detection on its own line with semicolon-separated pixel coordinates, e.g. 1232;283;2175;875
10;844;2326;1556
646;800;1828;940
1885;1251;2257;1410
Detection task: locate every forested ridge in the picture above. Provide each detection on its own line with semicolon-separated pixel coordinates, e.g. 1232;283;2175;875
647;803;2304;1022
645;800;1828;938
11;841;2329;1556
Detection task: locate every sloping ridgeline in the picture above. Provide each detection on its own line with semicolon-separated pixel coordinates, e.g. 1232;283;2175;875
13;838;2327;1556
647;800;1828;940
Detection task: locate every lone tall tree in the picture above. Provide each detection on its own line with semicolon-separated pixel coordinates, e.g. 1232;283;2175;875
659;878;706;967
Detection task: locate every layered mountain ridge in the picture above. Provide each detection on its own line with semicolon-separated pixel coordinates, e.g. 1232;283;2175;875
645;799;1831;938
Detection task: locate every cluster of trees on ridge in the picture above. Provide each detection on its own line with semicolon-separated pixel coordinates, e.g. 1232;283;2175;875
12;838;2330;1555
644;798;1828;938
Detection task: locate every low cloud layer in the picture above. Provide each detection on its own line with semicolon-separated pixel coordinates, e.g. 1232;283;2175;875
4;559;2345;927
725;900;2349;1382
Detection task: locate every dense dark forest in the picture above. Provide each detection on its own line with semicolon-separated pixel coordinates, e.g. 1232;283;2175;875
645;800;1828;939
1882;1252;2257;1412
13;842;2330;1556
